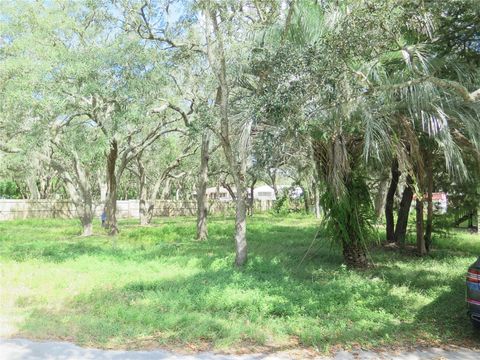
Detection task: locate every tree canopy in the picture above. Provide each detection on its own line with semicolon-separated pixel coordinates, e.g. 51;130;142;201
0;0;479;267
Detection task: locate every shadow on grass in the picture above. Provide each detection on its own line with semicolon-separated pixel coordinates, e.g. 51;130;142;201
3;241;114;263
16;252;480;350
7;216;480;350
0;219;323;267
414;281;480;348
13;262;390;349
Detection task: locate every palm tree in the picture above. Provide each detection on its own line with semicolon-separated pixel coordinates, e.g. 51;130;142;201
257;0;480;266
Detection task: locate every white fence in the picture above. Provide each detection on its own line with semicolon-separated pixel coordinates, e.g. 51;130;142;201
0;199;273;221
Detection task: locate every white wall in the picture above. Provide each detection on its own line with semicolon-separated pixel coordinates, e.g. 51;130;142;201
0;199;273;221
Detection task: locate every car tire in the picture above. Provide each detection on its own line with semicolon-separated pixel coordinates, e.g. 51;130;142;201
471;318;480;330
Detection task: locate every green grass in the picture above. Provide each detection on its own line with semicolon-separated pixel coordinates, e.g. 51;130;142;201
0;214;479;352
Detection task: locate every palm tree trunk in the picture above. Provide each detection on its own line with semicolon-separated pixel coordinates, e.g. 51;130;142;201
394;175;414;247
385;159;400;242
342;238;368;268
416;196;426;255
424;156;434;251
375;177;389;220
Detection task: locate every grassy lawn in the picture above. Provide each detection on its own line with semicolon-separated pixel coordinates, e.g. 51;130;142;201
0;214;479;352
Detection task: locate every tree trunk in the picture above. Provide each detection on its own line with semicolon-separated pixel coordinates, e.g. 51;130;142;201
268;170;279;199
386;159;400;242
196;132;210;240
234;180;248;267
58;153;94;237
394;175;414;247
416;196;426;255
63;173;93;237
79;183;94;237
222;182;236;201
313;181;320;219
137;155;150;226
26;177;40;200
303;186;310;213
106;140;119;235
311;138;369;268
68;189;94;237
138;200;154;226
342;239;368;268
139;200;148;226
38;176;51;199
424;156;434;251
81;211;93;236
160;178;171;200
248;177;257;216
139;200;153;226
375;176;389;220
206;10;249;266
98;171;108;203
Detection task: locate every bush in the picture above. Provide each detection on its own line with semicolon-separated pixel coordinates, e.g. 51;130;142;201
271;190;291;215
0;180;21;199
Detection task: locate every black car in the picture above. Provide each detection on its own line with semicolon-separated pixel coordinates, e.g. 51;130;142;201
466;257;480;328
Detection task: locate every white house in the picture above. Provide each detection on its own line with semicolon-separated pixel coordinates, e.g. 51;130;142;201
202;185;276;202
199;184;303;202
204;186;234;202
252;185;276;201
203;186;276;201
